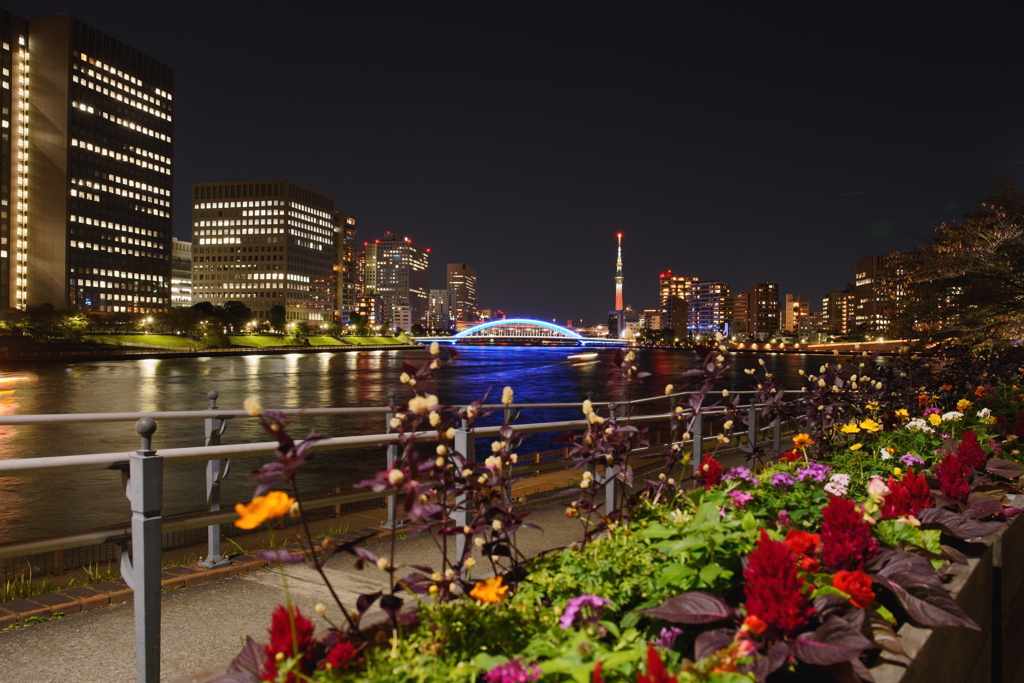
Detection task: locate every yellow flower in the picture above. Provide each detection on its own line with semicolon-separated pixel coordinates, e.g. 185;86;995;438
470;575;509;603
956;399;972;412
793;433;815;449
858;419;881;433
234;490;295;530
895;409;909;421
892;467;902;476
850;443;863;451
840;423;861;434
928;414;942;427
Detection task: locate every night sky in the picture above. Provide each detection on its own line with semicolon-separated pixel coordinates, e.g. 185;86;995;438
10;2;1024;325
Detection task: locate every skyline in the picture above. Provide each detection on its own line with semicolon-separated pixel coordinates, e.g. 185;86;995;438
5;2;1023;324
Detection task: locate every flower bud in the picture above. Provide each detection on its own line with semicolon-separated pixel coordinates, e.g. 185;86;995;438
462;468;473;477
491;440;505;453
400;372;411;384
435;456;445;468
428;584;439;595
722;389;729;397
501;386;514;406
429;412;441;427
445;568;455;579
582;399;593;415
390;417;402;430
243;398;262;416
474;536;485;547
464;557;476;569
509;453;518;463
321;536;336;550
723;420;733;431
314;603;327;616
492;519;503;531
288;501;301;519
664;384;674;395
387;468;405;486
429;341;440;356
580;479;590;489
376;558;390;571
436;444;447;456
758;358;765;366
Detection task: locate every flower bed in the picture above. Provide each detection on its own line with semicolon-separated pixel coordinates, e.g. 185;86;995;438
213;342;1024;682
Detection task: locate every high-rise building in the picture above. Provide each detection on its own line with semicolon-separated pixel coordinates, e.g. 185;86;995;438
364;233;429;325
854;255;891;332
0;12;175;311
191;180;336;323
732;290;750;335
783;294;809;332
171;238;192;307
392;305;412;334
427;289;457;332
643;309;662;331
689;282;733;337
446;263;477;322
748;283;780;336
658;270;698;332
822;287;855;336
333;212;356;323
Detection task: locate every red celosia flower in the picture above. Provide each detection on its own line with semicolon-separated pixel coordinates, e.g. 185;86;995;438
957;431;987;470
323;639;362;672
593;660;604;683
832;570;876;608
263;605;316;682
638;643;677;683
821;496;878;572
697;453;723;490
785;530;820;555
936;454;970;502
780;450;802;463
743;529;815;636
880;471;934;519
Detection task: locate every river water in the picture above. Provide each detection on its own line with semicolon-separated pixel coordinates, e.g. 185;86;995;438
0;347;828;543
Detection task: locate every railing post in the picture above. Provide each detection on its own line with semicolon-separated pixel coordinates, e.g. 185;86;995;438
746;404;757;449
382;390;403;530
199;390;232;569
121;418;162;683
454;417;475;560
691;412;703;480
773;418;782;455
601;401;618;515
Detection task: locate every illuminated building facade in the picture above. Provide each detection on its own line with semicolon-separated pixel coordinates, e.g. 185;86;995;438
854;255;891;332
614;233;624;311
658;270;698;332
783;294;809;332
333;211;356;323
689;281;732;336
191;180;336;323
446;262;477;322
171;238;191;306
364;233;429;325
428;289;457;332
0;12;175;311
732;290;749;334
822;287;855;335
748;282;780;336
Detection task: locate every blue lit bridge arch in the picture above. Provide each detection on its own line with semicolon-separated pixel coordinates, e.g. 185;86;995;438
421;318;626;347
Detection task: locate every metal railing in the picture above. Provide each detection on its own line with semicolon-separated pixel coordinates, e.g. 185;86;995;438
0;388;799;683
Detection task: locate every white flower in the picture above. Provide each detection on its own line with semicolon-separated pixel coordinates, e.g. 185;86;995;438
879;448;893;460
824;481;847;496
588;411;605;425
390;417;402;430
429;412;441;427
941;411;964;422
484;455;502;470
977;408;992;419
501;386;514;406
582;399;593;415
408;394;439;414
491;440;506;453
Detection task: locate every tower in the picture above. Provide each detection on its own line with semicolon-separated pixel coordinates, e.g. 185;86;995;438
614;233;623;311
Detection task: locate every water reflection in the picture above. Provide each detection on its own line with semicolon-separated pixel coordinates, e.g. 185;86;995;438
0;348;857;542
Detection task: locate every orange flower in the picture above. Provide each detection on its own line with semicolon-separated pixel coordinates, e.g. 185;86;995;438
741;614;768;635
975;386;986;398
941;384;953;392
470;575;509;603
234;490;295;530
792;433;815;449
917;393;930;408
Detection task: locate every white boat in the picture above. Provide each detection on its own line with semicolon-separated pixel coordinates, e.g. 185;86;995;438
566;352;599;360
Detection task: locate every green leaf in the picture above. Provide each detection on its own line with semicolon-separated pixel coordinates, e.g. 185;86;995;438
699;563;724;586
741;511;757;531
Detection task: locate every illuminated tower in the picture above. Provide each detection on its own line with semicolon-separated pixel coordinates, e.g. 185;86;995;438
614;233;623;311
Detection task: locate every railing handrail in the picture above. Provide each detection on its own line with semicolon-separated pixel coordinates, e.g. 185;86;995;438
0;389;804;426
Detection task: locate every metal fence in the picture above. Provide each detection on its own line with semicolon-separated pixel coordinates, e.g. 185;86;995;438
0;388;796;683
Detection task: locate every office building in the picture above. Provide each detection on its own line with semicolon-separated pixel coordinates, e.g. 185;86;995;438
355;293;382;326
643;309;662;331
689;282;733;337
854;255;891;332
364;233;429;325
732;290;749;335
783;294;809;333
446;263;477;322
748;283;780;336
822;287;855;336
393;305;412;334
427;289;457;332
333;212;356;323
171;238;192;306
191;180;336;323
659;270;698;332
0;12;175;311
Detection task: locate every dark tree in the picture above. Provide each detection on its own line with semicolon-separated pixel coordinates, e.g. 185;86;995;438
269;305;286;333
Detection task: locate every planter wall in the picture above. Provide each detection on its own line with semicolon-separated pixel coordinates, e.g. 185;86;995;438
994;495;1024;683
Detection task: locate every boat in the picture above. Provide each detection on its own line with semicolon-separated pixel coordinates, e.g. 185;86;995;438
566;352;599;360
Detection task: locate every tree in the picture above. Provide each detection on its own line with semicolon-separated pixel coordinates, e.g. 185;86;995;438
198;318;230;348
347;312;369;336
292;321;312;343
411;323;427;337
221;301;254;332
886;176;1024;342
269;305;286;333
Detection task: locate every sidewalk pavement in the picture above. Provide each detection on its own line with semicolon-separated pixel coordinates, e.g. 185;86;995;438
0;448;754;683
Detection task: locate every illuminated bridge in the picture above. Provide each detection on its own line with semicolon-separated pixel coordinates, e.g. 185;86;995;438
421;319;627;347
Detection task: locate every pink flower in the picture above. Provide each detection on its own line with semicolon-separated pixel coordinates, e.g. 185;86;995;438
729;490;753;506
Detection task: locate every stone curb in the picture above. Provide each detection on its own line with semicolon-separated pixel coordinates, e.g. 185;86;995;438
0;527;391;628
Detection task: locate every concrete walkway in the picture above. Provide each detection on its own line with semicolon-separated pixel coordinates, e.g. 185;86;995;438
0;449;752;683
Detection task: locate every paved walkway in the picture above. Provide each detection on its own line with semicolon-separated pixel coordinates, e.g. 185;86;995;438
0;449;752;683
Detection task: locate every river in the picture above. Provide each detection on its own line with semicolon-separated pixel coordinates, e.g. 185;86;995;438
0;347;832;543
